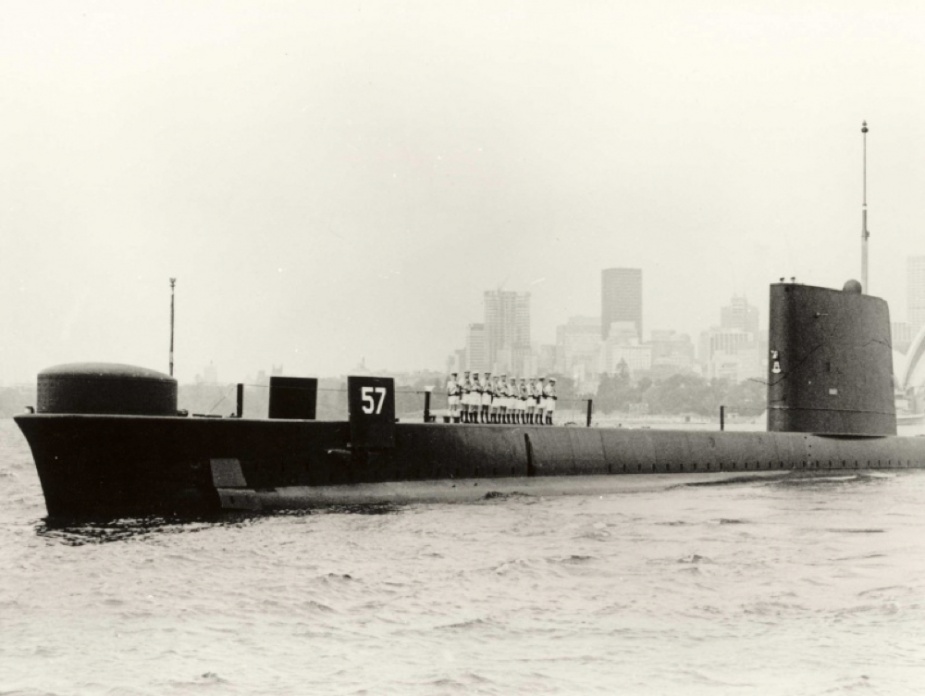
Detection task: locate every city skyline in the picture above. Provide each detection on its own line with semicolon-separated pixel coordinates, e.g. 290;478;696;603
4;256;922;387
122;266;925;389
449;270;766;389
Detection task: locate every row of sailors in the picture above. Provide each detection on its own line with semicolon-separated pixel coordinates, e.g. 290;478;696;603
446;371;557;425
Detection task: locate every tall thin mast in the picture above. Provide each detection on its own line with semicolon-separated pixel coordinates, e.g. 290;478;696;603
169;277;176;377
861;120;869;293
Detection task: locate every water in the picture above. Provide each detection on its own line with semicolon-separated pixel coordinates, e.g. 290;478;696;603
2;418;925;695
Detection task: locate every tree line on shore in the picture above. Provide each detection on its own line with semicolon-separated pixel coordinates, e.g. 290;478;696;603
592;369;766;418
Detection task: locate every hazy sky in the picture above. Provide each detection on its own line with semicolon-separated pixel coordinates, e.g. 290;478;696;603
2;1;925;385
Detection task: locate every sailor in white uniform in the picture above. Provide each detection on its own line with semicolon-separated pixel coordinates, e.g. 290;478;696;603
461;371;472;423
525;378;537;424
543;377;557;425
505;377;517;423
490;375;503;423
447;371;460;422
496;375;509;423
469;372;480;423
533;378;546;424
535;377;546;424
515;378;527;424
480;372;493;424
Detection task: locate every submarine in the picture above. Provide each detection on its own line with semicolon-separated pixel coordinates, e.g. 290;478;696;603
14;279;925;519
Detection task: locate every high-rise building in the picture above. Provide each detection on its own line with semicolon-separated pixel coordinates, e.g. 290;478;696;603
908;256;925;336
601;268;642;341
483;290;531;373
700;329;761;381
465;323;488;372
697;294;763;382
720;295;759;334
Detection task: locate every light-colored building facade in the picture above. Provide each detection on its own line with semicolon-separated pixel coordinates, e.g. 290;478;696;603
701;329;761;381
600;318;651;375
650;330;695;376
601;340;653;375
698;295;763;382
720;295;759;333
484;290;531;375
465;323;488;372
556;315;602;377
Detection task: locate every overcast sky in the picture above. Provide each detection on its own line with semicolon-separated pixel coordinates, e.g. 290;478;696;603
2;1;924;385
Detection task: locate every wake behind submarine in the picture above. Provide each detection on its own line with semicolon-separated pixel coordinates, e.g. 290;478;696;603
14;279;925;519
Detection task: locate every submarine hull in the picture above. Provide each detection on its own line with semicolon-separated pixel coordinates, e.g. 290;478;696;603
15;413;925;519
15;280;923;520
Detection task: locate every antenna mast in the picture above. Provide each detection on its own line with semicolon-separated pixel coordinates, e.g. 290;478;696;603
169;278;176;377
861;121;869;293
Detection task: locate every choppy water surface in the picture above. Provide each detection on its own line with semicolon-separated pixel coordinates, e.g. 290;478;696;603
2;419;925;695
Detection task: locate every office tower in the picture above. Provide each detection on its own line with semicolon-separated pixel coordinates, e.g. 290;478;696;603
698;294;762;382
720;295;759;334
483;290;531;373
601;268;642;341
465;323;488;372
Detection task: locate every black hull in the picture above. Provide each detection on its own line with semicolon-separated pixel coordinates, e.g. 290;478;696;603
14;413;925;519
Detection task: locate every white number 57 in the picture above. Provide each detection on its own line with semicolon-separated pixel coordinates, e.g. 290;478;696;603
361;386;387;415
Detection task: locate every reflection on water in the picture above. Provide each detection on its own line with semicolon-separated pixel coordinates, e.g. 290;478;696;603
25;470;907;546
35;504;404;545
772;470;896;488
29;471;902;546
35;513;256;546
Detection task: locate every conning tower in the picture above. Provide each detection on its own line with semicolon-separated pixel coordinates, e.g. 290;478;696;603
767;280;895;436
